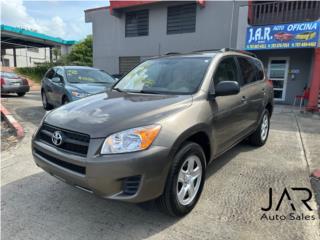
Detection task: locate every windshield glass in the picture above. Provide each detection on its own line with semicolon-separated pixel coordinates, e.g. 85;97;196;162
65;69;115;84
1;72;18;78
114;57;212;94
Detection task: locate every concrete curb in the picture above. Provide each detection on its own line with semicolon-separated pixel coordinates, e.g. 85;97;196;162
0;103;24;138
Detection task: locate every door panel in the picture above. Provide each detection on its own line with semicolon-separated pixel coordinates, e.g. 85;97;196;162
44;68;55;104
211;94;248;152
51;68;65;105
210;56;247;152
237;57;265;130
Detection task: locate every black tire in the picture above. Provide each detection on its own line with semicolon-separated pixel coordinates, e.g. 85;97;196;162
62;96;70;105
41;90;53;110
157;142;206;217
17;92;26;97
249;109;270;146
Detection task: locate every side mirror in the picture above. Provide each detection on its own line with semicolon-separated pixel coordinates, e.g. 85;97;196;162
214;81;240;97
52;77;62;83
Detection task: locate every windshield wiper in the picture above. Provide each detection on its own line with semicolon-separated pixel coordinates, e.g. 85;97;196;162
137;90;162;94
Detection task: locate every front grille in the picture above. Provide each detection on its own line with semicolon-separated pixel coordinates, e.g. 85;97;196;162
35;149;86;175
36;124;90;156
122;176;141;196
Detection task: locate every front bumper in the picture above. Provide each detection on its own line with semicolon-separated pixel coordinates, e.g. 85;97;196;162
32;139;171;203
1;85;30;93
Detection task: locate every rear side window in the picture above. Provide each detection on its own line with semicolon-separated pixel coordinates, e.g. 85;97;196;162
213;57;239;85
237;57;257;85
55;68;65;81
253;59;265;81
45;69;55;79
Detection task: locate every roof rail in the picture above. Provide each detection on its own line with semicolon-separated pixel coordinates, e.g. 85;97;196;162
192;49;221;53
221;48;257;58
165;52;180;55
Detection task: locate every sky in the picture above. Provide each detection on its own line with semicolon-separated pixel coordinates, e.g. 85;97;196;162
1;0;109;41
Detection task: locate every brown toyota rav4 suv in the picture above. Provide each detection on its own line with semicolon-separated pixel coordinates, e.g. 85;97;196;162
32;49;273;216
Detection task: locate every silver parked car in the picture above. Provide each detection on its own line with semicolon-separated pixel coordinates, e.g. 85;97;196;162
1;72;30;96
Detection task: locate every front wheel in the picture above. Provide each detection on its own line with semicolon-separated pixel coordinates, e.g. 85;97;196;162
249;109;270;146
157;142;206;217
62;96;70;105
17;92;26;97
41;91;53;110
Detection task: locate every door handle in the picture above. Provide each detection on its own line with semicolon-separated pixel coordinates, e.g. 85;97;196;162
241;96;247;103
262;88;265;92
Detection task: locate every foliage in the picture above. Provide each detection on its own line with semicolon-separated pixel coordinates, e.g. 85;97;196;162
67;35;93;66
14;35;93;83
15;62;55;83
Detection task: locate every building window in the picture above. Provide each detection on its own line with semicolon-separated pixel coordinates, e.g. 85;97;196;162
167;3;196;35
125;10;149;37
2;58;10;67
28;47;39;53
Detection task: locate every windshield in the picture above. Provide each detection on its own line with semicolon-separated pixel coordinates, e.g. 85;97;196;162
1;72;18;78
65;69;115;84
114;57;212;94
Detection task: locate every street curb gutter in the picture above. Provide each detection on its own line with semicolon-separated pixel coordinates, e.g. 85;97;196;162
0;103;24;138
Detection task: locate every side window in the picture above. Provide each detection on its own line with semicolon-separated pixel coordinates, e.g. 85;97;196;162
253;59;265;81
237;57;257;85
45;68;55;79
213;57;239;86
55;68;64;82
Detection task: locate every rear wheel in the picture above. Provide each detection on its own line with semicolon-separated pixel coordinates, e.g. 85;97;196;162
249;109;270;146
62;96;70;105
17;92;26;97
41;90;53;110
157;142;206;217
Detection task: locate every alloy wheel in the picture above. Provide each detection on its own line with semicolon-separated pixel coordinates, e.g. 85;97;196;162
176;155;202;206
261;113;269;141
42;92;47;107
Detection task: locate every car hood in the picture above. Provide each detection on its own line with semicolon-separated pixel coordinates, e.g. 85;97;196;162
69;83;111;94
45;91;193;138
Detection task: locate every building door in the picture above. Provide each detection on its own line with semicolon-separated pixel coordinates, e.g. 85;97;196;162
267;58;289;101
2;58;9;67
119;57;141;75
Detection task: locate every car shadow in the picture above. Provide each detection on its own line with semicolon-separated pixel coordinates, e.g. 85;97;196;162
14;106;46;126
1;171;179;239
2;142;255;239
205;141;253;178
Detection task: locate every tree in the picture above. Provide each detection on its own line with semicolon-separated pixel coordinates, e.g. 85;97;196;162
67;35;93;66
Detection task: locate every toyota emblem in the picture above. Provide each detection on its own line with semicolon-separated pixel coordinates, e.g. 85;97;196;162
52;131;63;146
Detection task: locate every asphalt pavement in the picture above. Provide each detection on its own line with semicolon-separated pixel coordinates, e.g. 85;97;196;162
1;91;320;240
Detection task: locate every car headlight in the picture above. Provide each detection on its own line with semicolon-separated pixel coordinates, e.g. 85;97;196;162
71;91;88;98
101;125;161;154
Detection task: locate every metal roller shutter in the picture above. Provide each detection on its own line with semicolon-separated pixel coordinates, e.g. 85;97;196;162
119;56;141;75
